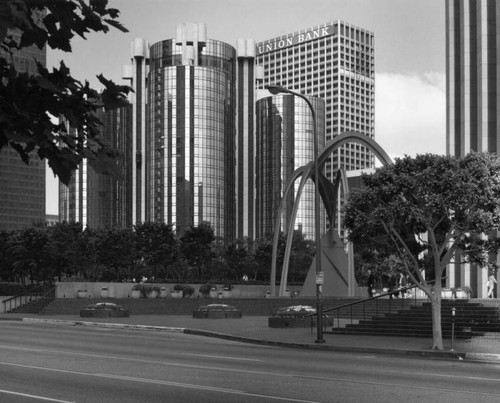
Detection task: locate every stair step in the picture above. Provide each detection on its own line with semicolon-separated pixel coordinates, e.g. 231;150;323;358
330;299;500;339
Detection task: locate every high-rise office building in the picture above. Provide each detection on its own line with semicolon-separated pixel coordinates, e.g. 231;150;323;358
446;0;499;297
122;38;149;225
59;105;131;228
123;24;238;240
446;0;499;155
62;24;246;241
256;21;375;234
60;21;375;247
255;94;325;239
236;38;258;240
0;36;46;231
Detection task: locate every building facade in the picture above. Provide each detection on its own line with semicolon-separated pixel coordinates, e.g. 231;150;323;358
0;38;46;231
143;23;237;240
256;21;376;235
255;94;325;239
59;105;131;228
446;0;499;297
122;38;149;225
236;38;259;240
59;21;375;247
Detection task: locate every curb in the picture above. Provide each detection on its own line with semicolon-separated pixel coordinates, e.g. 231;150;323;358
18;317;500;362
21;317;185;333
185;328;467;359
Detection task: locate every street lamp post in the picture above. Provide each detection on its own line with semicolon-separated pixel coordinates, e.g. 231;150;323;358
266;84;324;343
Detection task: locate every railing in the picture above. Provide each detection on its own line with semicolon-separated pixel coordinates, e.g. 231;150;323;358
325;284;423;330
2;285;56;314
305;281;431;332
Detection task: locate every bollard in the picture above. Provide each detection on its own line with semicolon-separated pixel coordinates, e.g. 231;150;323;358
450;307;456;351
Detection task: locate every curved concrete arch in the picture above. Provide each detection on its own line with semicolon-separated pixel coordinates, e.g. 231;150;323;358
270;131;393;296
318;131;393;168
270;163;313;297
278;164;315;296
329;168;349;231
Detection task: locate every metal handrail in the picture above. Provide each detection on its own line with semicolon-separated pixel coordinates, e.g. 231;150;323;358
2;285;55;314
305;279;442;331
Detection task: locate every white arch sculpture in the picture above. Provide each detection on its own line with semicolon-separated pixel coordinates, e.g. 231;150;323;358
270;131;393;296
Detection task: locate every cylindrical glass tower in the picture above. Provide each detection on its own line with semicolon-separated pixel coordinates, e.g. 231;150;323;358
146;24;236;240
255;94;325;240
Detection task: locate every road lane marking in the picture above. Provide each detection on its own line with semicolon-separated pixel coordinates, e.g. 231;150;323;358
2;344;500;385
0;361;320;403
193;354;261;362
98;373;322;402
0;389;74;402
1;359;500;400
292;373;500;398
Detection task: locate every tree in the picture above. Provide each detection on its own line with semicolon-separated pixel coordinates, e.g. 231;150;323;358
0;230;15;281
344;153;500;350
0;0;131;185
46;221;83;281
221;238;253;282
134;222;178;279
288;231;315;283
95;226;136;281
8;224;50;283
179;223;215;279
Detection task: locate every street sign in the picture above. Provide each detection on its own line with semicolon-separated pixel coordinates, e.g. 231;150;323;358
316;271;324;285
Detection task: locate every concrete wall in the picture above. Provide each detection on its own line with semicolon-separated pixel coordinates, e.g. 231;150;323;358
55;282;303;299
0;296;13;313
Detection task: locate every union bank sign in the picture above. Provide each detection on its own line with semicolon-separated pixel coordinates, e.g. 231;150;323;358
257;26;332;55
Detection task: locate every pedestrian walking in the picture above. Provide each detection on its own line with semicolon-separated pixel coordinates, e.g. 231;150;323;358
487;275;497;298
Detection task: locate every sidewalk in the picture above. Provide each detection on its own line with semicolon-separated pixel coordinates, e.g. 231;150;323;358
2;313;499;362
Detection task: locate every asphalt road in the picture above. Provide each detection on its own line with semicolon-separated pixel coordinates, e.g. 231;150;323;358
0;321;499;403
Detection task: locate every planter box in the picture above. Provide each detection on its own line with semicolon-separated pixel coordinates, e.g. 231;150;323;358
146;290;158;299
193;310;242;319
80;303;129;318
77;290;88;299
80;309;129;318
171;290;183;299
442;289;453;299
268;316;333;328
193;304;242;319
455;289;469;299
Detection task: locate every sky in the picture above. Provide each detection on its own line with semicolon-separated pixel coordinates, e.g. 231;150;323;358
45;0;446;214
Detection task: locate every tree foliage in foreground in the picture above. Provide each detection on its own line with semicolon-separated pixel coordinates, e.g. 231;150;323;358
344;152;500;350
0;0;131;185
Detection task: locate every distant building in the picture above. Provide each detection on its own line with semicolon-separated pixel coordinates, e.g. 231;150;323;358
256;21;376;236
446;0;499;297
59;105;132;228
0;33;46;231
255;94;325;239
46;214;59;226
58;21;376;247
139;23;238;240
236;38;259;240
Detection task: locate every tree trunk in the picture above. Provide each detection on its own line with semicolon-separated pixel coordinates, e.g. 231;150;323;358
430;287;444;350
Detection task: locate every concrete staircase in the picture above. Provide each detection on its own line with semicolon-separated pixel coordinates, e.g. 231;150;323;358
328;299;500;339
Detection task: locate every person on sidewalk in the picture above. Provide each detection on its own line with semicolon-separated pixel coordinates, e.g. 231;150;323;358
388;274;398;299
367;270;375;297
398;272;407;298
487;275;497;298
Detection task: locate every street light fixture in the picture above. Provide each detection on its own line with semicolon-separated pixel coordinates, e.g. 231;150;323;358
266;84;325;343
